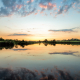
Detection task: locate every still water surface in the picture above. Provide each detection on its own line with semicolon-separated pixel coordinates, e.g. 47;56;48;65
0;43;80;79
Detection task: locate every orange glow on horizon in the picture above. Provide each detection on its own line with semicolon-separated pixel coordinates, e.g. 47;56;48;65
1;35;80;41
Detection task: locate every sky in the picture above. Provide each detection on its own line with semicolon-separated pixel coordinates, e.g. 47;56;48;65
0;0;80;41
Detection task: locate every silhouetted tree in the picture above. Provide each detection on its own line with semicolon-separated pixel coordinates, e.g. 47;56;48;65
22;40;24;42
44;39;48;42
39;40;41;42
53;39;56;42
0;38;4;41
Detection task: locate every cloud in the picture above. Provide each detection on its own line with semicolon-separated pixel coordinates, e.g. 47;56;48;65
12;49;29;51
35;12;38;15
0;0;36;17
39;1;56;10
0;0;80;17
0;7;9;16
8;33;32;36
49;51;79;57
16;4;22;9
2;0;16;7
58;4;72;14
40;8;45;14
39;4;47;9
57;0;80;15
27;0;34;4
63;0;80;4
47;3;56;10
28;8;36;15
21;8;36;16
48;28;77;33
57;6;64;14
0;0;23;17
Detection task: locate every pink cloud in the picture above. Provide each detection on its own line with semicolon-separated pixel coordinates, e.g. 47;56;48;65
65;5;68;8
48;2;56;7
54;15;57;18
35;12;38;15
16;5;22;9
48;2;52;6
72;3;76;9
27;0;34;3
39;4;47;9
64;9;67;12
38;10;40;12
58;9;60;11
39;2;57;10
31;0;34;2
40;8;45;14
40;11;44;14
54;7;57;11
27;1;29;3
47;2;56;9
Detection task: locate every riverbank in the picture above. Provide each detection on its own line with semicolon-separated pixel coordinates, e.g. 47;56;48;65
0;38;80;48
0;40;38;49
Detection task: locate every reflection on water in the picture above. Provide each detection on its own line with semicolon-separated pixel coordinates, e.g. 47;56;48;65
0;43;80;80
0;67;80;80
12;49;29;51
49;51;80;57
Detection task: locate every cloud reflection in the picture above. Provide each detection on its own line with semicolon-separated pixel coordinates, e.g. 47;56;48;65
12;49;29;51
0;67;79;80
49;51;79;57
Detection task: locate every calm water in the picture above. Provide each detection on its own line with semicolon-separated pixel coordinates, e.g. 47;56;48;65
0;43;80;79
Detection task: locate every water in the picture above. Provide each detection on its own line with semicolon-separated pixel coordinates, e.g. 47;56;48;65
0;43;80;80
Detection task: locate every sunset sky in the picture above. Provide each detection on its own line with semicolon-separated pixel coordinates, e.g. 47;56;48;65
0;0;80;41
